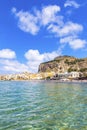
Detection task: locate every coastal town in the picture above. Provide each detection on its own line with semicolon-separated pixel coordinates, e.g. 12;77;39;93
0;56;87;81
0;71;87;81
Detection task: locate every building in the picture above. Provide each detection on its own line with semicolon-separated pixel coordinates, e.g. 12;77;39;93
52;71;83;80
69;71;83;79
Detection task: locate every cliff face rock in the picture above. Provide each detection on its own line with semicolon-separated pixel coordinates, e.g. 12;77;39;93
38;56;87;73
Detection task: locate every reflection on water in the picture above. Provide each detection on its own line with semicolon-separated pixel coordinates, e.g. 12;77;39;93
0;81;87;130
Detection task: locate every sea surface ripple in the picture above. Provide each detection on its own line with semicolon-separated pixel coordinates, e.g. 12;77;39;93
0;81;87;130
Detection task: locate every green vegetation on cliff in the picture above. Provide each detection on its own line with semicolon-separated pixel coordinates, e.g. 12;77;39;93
38;56;87;73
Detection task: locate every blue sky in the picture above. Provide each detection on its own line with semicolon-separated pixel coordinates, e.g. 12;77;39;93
0;0;87;73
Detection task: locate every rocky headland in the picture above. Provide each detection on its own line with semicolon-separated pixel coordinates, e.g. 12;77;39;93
0;56;87;81
38;55;87;73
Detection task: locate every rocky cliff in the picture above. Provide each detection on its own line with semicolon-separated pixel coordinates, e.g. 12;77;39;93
38;56;87;73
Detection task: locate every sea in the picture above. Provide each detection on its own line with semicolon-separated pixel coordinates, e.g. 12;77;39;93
0;81;87;130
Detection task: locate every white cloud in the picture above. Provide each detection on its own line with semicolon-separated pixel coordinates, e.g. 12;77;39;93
43;51;60;61
0;59;29;73
60;37;87;49
12;5;62;35
0;49;28;73
47;21;87;50
64;0;80;8
41;5;61;25
60;36;76;44
69;39;87;49
12;5;87;51
0;49;16;59
0;48;61;73
59;22;83;36
0;49;27;73
48;21;83;37
25;49;44;62
12;8;40;35
25;49;61;72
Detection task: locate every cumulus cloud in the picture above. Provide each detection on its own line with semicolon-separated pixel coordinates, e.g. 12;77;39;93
58;22;83;37
60;37;87;50
0;49;28;74
64;0;80;8
69;39;87;49
25;50;44;62
47;21;87;49
12;8;39;35
12;5;62;35
25;49;61;72
47;21;83;37
41;5;61;25
0;49;16;59
0;48;61;73
12;5;87;50
0;59;29;74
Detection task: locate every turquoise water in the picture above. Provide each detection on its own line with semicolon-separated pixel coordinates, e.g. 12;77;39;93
0;81;87;130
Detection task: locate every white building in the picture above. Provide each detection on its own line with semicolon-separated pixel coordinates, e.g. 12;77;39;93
54;71;82;80
69;71;82;78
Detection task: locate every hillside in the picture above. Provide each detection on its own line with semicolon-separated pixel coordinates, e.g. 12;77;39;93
38;55;87;73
